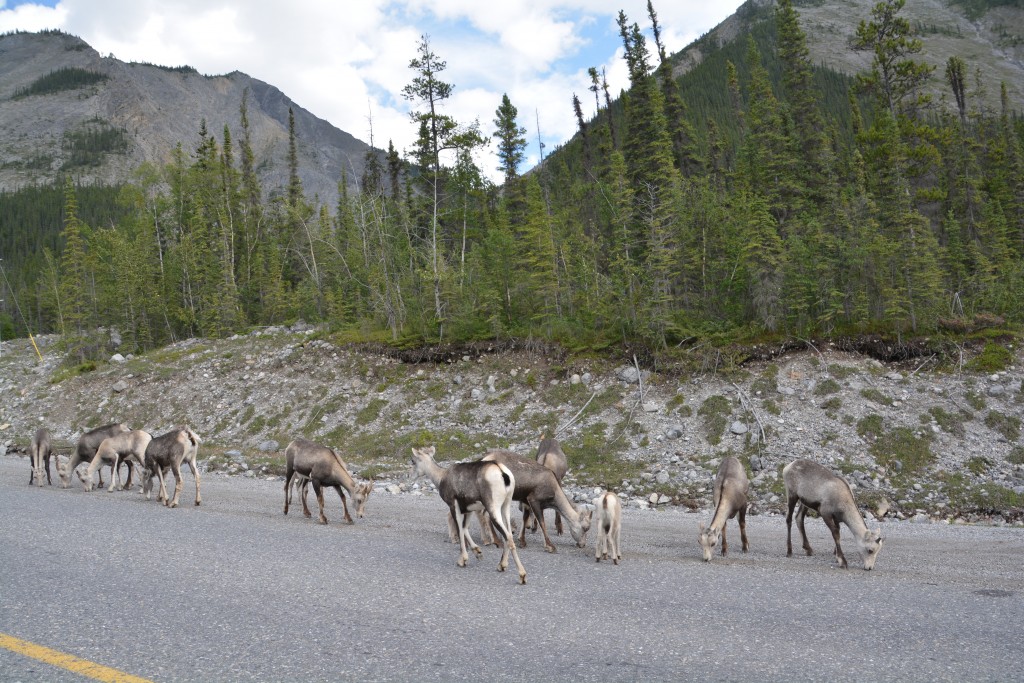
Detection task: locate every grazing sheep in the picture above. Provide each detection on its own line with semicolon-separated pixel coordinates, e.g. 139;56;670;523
784;459;884;570
698;456;749;562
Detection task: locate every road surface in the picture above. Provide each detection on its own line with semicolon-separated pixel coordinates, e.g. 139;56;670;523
1;455;1022;682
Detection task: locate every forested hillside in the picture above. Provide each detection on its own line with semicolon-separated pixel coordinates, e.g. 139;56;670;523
1;0;1022;363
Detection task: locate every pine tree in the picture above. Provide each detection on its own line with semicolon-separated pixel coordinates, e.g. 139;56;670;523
402;34;461;338
493;93;528;185
776;0;832;200
287;107;304;209
647;0;703;177
57;176;90;362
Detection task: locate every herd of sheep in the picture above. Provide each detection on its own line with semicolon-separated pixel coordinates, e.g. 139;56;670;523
25;425;884;585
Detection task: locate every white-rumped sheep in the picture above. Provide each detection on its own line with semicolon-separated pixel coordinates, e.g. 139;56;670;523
413;446;526;584
480;449;589;552
408;445;495;546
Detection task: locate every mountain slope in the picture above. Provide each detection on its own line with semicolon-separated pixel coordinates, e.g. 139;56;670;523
669;0;1024;113
0;30;373;205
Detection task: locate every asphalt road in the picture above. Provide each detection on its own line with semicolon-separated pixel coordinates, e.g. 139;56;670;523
2;455;1022;683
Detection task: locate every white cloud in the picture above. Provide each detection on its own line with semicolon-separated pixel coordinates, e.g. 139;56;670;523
0;0;742;182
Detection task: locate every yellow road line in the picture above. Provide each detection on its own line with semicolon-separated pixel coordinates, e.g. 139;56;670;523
0;632;154;683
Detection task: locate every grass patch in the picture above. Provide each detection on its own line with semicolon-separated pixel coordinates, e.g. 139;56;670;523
565;422;646;489
750;364;778;395
355;398;388;426
985;410;1021;441
860;387;894;406
814;378;841;396
966;343;1013;373
49;360;97;384
927;406;968;437
1008;446;1024;465
965;390;986;411
857;414;885;439
666;393;687;412
828;364;858;380
698;395;732;446
870;427;935;474
939;472;1024;514
762;399;781;415
820;397;842;411
966;456;992;476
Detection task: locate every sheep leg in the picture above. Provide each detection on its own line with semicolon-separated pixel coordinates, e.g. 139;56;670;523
596;521;606;562
477;511;497;546
45;455;52;485
283;472;294;514
30;449;43;487
795;503;813;556
611;520;621;564
824;514;848;569
528;497;557;553
554;510;563;536
300;480;313;518
168;461;184;508
739;505;749;553
495;493;526;584
721;522;729;557
123;460;135;491
157;466;170;503
333;486;353;524
108;457;122;492
187;457;202;506
785;493;799;557
312;481;328;524
451;502;476;567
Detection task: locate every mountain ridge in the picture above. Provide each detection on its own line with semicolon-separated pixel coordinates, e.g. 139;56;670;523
0;30;374;206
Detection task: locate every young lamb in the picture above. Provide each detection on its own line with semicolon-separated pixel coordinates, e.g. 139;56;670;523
583;490;622;564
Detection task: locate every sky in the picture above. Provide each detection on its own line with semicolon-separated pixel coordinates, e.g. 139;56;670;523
0;0;744;181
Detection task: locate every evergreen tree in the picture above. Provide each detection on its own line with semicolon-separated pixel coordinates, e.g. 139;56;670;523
493;93;528;185
57;176;90;362
776;0;832;200
402;34;461;337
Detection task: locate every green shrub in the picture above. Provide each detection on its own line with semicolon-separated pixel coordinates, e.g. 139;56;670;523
355;398;388;426
870;427;935;474
927;406;967;437
699;395;732;446
985;410;1021;441
820;397;842;411
966;456;992;476
857;414;884;439
828;364;858;380
860;388;894;406
1008;446;1024;465
965;390;986;411
966;343;1013;373
814;378;841;396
